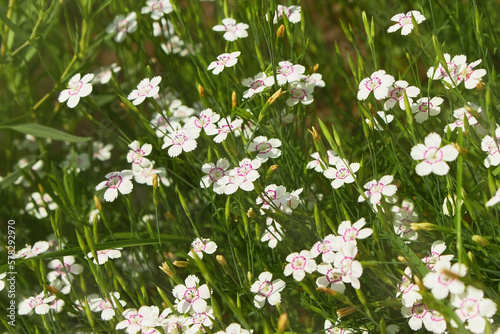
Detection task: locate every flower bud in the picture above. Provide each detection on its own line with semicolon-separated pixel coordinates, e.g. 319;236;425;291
476;81;485;90
307;126;320;142
277;313;288;332
94;195;102;211
312;63;319;72
159;262;174;278
198;84;205;97
337;306;357;318
247;207;257;219
452;142;468;155
410;222;436;231
266;164;278;179
277;24;285;37
472;234;489;247
152;173;159;189
216;254;227;266
46;285;59;295
267;88;284;104
173;260;189;268
232;91;237;108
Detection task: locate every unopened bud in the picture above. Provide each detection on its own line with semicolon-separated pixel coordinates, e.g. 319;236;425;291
410;222;436;231
38;184;44;193
413;275;424;291
216;254;227;267
476;81;485;90
173;260;189;268
452;142;467;155
152;173;159;189
472;234;489;247
247;207;257;219
307;126;320;142
397;256;406;263
120;102;129;111
317;286;338;296
277;313;288;332
337;306;357;318
94;195;102;211
247;271;253;283
232;91;237;108
368;103;376;114
198;84;205;97
267;88;284;104
46;285;59;295
266;164;278;179
159;262;174;278
276;24;285;37
312;63;319;72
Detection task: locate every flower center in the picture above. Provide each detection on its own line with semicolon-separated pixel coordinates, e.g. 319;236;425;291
225;23;238;33
318;241;331;253
218;124;233;134
258;281;274;297
369;183;384;194
192;240;206;251
266;189;277;200
343;228;358;242
390;87;404;99
291;256;306;270
172;133;188;145
278;65;293;76
106;175;123;189
291;87;306;100
366;77;382;91
217;56;230;65
412;303;429;318
237;164;252;175
183;287;199;303
152;2;163;10
69;81;84;96
117;19;129;32
335;168;349;179
194;115;210;128
251;80;265;90
138;84;154;97
326;269;342;283
256;142;272;153
209;167;224;181
129;313;144;325
132;149;145;163
423;147;443;164
460;299;479;318
437;273;454;286
399;16;412;26
340;257;353;275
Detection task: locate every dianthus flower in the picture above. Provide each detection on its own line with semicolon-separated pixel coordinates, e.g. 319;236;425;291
161;126;199;157
427;54;467;87
286;82;315;106
213;18;249;41
189;108;220;134
127;76;162;106
306;150;339;172
88;292;127;320
333;241;363;289
310;234;339;263
316;264;345;294
481;126;500;168
87;248;123;265
421;240;454;270
95;170;134;202
270;5;301;24
106;12;137;43
18;292;56;315
410;132;459;176
127;140;152;167
141;0;173;20
486;187;500;207
261;223;283;249
275;61;305;85
14;241;49;259
358;175;397;208
401;300;431;331
387;11;426;35
189;237;217;260
200;158;230;194
115;306;160;334
242;72;274;99
365;111;394;131
58;73;94;108
323;159;359;189
457;59;487;89
335;218;372;244
47;255;84;284
284;250;317;281
423;260;467;300
412;97;444;123
451;286;497;334
206;117;243;143
357;70;395;100
384;80;420;110
444;103;481;133
207;52;241;75
172;275;211;314
250;271;286;308
248;136;282;162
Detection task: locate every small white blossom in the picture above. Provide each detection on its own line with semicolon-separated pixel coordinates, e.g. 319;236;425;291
207;52;241;75
286;82;315;106
451;286;497;334
173;275;211;314
18;292;56;315
333;241;363;289
141;0;173;20
445;103;481;133
358;175;398;208
423;260;467;300
357;70;395;101
93;142;114;161
301;73;325;87
242;72;274;99
365;111;394;131
87;248;123;265
410;132;459;176
88;292;127;320
427;54;467;87
387;11;426;35
200;158;231;194
412;97;444;123
306;150;339;172
316;264;345;294
275;61;305;86
127;76;162;106
335;218;372;244
25;192;58;219
206;117;243;143
189;237;217;260
14;241;49;259
162;126;199;157
486;187;500;207
261;223;283;249
47;255;84;284
248;136;282;162
384;80;420;110
215;323;253;334
186;306;215;332
212;18;249;41
284;250;317;281
95;170;134;202
115;306;160;334
323;160;360;189
92;63;121;85
421;240;454;270
127;140;152;167
310;234;339;263
457;59;487;89
401;300;430;331
481;126;500;168
270;5;301;24
189;108;220;134
250;271;286;308
106;12;137;43
58;73;94;108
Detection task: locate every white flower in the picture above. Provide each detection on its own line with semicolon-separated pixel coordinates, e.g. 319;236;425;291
281;188;303;215
88;292;127;320
127;76;162;106
486;187;500;207
275;61;305;86
306;150;339;172
58;73;94;108
423;260;467;299
106;12;137;43
335;218;372;244
213;18;249;41
127;140;152;167
411;97;444;123
141;0;173;20
172;275;211;314
95;170;134;202
444;103;481;133
271;5;301;24
161;126;199;157
423;310;447;334
316;264;345;294
387;11;426;35
365;111;394;131
324;320;353;334
215;323;253;334
397;267;422;307
427;54;467;87
206;117;243;143
14;241;49;259
47;255;84;284
357;70;395;101
234;158;261;192
189;237;217;260
200;158;231;194
333;241;363;289
392;203;419;241
248;136;282;162
421;240;454;270
401;300;430;331
301;73;325;87
186;306;215;332
87;248;122;265
261;223;283;249
93;142;114;161
159;309;188;333
481;126;500;168
323;160;360;189
284;250;317;281
0;273;6;291
115;306;160;334
384;80;420;110
92;63;121;85
189;108;220;134
310;234;339;263
25;192;58;219
457;59;487;89
242;72;274;99
132;161;167;186
358;175;398;208
207;51;241;75
286;82;315;106
451;286;497;334
410;132;459;176
18;292;56;315
250;271;286;308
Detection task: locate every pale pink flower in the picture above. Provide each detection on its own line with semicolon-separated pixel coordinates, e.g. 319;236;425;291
200;158;230;194
427;54;467;87
301;73;325;87
423;310;447;334
387;11;426;35
444;103;481;133
421;240;454;270
115;306;160;334
212;18;249;41
127;76;162;106
397;267;422;307
18;292;56;315
14;241;50;259
271;5;301;24
58;73;94;108
284;250;317;281
186;306;214;332
261;224;283;249
88;292;127;320
410;132;459;176
335;218;372;243
357;70;395;100
207;52;241;75
189;108;220;134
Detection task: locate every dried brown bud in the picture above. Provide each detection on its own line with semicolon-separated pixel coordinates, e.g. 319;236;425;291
312;63;319;72
152;173;159;189
247;207;257;219
94;195;102;211
198;84;205;98
317;286;339;296
46;285;59;295
159;262;174;278
173;260;189;268
452;142;468;155
307;126;320;142
337;306;357;318
277;313;288;332
267;88;284;104
476;81;485;90
270;164;278;172
276;24;285;37
232;91;237;108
